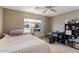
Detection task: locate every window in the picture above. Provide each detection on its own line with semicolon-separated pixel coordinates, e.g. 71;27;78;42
24;19;31;33
24;18;41;33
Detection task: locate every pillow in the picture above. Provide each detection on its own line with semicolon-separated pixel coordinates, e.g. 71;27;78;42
8;29;23;36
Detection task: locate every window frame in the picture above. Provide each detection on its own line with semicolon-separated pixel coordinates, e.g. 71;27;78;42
24;18;42;33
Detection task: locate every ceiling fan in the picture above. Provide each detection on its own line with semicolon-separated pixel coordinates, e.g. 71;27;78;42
35;6;56;14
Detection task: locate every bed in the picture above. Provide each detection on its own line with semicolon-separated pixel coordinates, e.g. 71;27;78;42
0;34;50;53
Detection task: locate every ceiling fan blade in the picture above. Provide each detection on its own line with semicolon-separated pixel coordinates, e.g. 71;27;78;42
43;9;48;14
50;8;56;12
35;7;39;9
35;6;46;9
50;6;57;8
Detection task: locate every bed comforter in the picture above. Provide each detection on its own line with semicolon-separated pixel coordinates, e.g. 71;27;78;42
0;34;50;53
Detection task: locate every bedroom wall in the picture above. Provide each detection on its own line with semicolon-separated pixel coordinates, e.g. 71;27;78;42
51;9;79;32
3;8;51;34
0;7;3;35
43;17;51;33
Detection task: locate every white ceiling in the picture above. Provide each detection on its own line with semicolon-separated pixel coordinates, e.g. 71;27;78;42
3;6;79;17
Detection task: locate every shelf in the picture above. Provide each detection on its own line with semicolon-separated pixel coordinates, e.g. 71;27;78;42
65;23;79;25
65;20;79;50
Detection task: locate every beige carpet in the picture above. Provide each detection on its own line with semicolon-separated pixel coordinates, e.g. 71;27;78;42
42;38;79;53
49;43;79;53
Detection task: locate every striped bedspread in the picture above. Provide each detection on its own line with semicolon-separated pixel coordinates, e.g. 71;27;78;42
0;34;50;53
